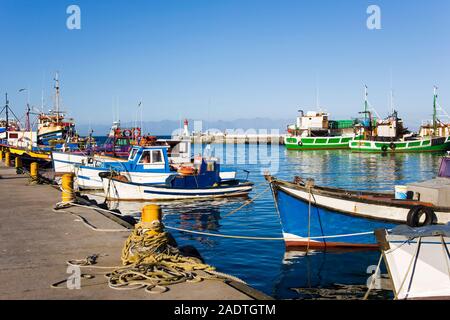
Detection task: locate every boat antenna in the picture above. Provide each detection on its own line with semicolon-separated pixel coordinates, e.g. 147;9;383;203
315;74;320;109
41;89;45;113
140;101;143;135
389;88;395;116
433;86;438;137
389;69;394;114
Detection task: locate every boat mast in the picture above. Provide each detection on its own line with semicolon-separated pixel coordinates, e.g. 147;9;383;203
364;85;369;121
5;93;9;131
1;93;21;132
54;72;60;124
433;86;438;137
19;88;31;132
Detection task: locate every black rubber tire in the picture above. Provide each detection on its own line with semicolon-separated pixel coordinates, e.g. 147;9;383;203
406;206;436;227
381;145;388;152
297;140;303;146
389;142;396;150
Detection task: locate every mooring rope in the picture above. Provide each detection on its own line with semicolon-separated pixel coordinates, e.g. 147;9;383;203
222;185;271;218
363;253;384;300
394;237;422;300
58;199;378;241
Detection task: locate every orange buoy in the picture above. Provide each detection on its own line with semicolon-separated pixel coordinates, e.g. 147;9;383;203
177;166;195;176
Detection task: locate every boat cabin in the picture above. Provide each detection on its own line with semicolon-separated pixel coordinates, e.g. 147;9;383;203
287;110;356;137
297;111;329;131
124;146;171;172
438;156;450;178
158;138;191;164
166;156;221;188
406;156;450;207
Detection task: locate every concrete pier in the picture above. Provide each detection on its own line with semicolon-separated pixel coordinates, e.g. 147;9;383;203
189;134;285;145
0;164;271;300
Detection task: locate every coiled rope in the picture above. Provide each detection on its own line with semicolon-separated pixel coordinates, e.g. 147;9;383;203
107;220;246;293
53;202;247;293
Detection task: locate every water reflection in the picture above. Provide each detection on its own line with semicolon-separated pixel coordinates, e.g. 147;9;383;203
284;150;443;191
273;249;393;300
79;191;247;246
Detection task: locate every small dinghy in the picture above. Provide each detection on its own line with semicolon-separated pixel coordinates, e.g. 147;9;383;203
375;225;450;300
100;156;253;201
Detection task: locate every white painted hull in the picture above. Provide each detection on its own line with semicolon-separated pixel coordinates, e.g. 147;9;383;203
76;166;237;190
102;178;253;201
52;152;89;174
52;152;126;174
278;184;450;224
384;234;450;299
219;170;236;180
76;166;173;189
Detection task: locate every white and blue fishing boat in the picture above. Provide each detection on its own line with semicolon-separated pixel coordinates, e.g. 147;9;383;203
100;155;253;201
266;156;450;249
75;145;237;190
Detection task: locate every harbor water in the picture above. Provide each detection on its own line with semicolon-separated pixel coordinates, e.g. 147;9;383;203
84;139;444;299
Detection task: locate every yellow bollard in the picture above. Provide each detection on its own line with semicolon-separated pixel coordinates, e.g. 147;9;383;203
0;150;3;162
30;162;39;177
5;152;11;167
15;156;23;174
61;173;75;203
141;204;162;235
30;162;39;182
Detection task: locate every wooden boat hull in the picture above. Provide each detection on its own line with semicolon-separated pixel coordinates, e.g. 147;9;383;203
349;136;450;153
8;147;51;161
267;177;450;249
102;178;253;201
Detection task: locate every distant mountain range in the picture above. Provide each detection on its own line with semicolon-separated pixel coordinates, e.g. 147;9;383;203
76;118;292;136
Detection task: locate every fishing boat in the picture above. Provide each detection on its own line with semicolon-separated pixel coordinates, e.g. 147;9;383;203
375;225;450;300
51;120;137;174
35;73;79;148
75;145;237;190
350;87;450;153
52;118;191;174
100;153;253;201
1;74;93;165
0;93;52;163
265;155;450;249
284;110;361;150
98;120;140;158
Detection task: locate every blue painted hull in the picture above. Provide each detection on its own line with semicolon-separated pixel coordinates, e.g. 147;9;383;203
275;186;397;249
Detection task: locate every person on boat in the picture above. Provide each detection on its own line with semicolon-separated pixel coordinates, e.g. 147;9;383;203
142;152;151;164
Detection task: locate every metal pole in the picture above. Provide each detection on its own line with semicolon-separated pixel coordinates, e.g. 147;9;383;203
5;93;9;131
433;86;438;137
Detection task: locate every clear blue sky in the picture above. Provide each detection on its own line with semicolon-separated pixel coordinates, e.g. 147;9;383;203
1;0;449;128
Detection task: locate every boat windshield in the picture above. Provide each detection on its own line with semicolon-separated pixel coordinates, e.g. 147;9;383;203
128;148;138;161
438;157;450;178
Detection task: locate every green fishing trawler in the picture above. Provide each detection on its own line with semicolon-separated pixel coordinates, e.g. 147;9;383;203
350;87;450;153
284;110;361;150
